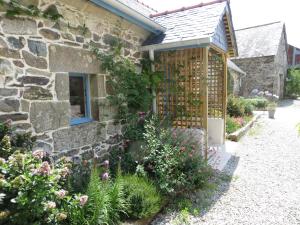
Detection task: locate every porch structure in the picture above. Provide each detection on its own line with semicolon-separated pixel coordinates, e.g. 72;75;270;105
141;0;238;158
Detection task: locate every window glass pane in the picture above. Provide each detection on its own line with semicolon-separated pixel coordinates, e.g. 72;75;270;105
69;76;86;119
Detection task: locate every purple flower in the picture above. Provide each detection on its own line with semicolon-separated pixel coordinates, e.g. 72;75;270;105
102;160;109;169
101;172;109;181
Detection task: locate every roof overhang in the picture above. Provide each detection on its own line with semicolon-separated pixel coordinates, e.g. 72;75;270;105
90;0;166;34
140;37;211;52
227;59;246;75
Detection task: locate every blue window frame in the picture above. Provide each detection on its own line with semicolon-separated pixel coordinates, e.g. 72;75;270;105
69;73;93;125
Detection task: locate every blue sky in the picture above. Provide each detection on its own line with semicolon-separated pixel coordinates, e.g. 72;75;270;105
141;0;300;47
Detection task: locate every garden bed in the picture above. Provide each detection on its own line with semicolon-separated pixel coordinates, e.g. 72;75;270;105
227;113;262;142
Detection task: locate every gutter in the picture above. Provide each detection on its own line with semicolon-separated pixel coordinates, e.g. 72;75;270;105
140;37;211;52
90;0;166;34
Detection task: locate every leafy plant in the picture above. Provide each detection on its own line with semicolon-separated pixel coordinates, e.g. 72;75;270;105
226;116;242;134
0;132;73;224
121;174;162;219
3;1;63;21
140;117;211;195
172;208;191;225
246;97;268;110
83;166;127;225
93;41;162;143
227;95;245;117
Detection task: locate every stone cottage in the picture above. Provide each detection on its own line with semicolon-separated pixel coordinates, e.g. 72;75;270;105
231;21;288;98
0;0;237;160
0;0;165;160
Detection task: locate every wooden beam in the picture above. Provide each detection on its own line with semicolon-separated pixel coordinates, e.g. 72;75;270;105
203;47;209;160
223;53;228;143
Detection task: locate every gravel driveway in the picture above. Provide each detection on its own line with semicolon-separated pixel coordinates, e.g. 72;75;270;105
152;99;300;225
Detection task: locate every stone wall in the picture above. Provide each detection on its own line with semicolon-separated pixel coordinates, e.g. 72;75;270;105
232;30;288;98
0;0;150;161
232;56;276;97
274;30;288;98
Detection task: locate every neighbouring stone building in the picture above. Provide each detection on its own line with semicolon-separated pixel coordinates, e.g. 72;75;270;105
0;0;163;160
231;21;288;98
287;44;300;67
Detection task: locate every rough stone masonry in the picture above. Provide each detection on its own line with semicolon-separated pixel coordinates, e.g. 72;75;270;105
0;0;150;161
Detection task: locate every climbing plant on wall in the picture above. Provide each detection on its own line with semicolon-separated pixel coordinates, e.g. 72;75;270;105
93;42;163;140
0;0;63;21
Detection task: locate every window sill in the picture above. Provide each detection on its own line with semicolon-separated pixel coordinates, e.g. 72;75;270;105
70;118;93;126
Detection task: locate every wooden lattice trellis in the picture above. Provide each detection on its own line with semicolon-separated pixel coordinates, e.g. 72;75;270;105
156;47;226;130
208;48;225;119
156;48;208;129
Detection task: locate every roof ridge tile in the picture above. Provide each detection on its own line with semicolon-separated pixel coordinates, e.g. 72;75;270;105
235;21;282;31
149;0;228;18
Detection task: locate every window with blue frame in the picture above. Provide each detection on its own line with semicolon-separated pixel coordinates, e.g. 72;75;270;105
69;73;92;125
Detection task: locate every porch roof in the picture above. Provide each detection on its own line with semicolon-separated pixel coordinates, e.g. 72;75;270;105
227;59;246;75
141;0;237;56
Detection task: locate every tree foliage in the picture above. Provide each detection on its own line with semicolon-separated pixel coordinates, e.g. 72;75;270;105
286;68;300;97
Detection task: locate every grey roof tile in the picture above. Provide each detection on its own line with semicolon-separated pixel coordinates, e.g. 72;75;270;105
116;0;157;17
234;22;284;59
143;1;228;45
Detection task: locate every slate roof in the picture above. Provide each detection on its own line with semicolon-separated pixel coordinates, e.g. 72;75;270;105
117;0;157;17
234;21;284;59
143;1;229;45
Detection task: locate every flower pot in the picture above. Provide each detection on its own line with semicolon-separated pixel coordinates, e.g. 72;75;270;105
268;110;275;119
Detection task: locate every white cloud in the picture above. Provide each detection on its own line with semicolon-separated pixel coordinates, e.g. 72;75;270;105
141;0;300;47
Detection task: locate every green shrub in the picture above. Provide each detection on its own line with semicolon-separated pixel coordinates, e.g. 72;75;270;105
121;175;162;219
246;98;268;110
140;117;212;195
241;99;254;115
286;68;300;97
226;116;242;134
227;95;245;117
0;123;76;225
109;146;137;178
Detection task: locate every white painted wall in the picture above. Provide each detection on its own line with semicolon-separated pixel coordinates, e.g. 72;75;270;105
208;118;224;145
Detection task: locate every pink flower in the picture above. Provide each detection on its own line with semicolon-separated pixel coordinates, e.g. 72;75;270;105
79;195;88;206
32;149;45;160
45;201;56;209
56;189;67;199
60;167;69;178
38;161;51;176
101;172;109;181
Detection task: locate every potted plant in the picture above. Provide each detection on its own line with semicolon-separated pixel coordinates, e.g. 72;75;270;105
267;102;277;119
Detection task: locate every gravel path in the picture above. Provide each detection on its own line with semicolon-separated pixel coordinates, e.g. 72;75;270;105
152;99;300;225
